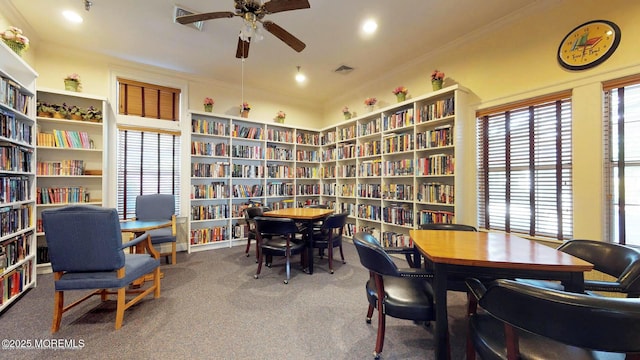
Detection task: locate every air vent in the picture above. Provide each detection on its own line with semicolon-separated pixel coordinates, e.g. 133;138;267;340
334;65;354;75
174;5;204;31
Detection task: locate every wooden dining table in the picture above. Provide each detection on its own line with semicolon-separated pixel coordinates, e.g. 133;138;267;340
409;229;594;360
262;207;334;274
120;219;172;286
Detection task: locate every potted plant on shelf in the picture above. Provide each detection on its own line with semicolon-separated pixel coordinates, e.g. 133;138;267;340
50;103;68;119
342;106;352;120
1;26;29;57
84;106;103;123
392;86;408;102
275;110;286;123
241;102;251;118
431;70;445;91
204;97;214;112
64;73;81;92
364;97;377;112
36;101;54;118
68;105;85;121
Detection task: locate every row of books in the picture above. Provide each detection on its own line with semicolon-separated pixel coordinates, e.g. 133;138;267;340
36;245;49;263
192;118;228;136
265;146;293;161
358;204;381;221
36;186;87;204
358;140;382;157
382;183;414;201
418;210;455;225
357;183;382;199
41;129;91;149
416;154;455;176
265;182;294;196
417;183;455;204
383;133;414;153
266;128;293;143
0;77;30;116
0;144;32;172
231;144;262;159
382;204;414;226
0;175;30;204
297;183;320;196
416;125;453;149
191;141;229;157
359;160;382;177
336;143;357;159
337;164;357;178
191;162;230;178
295;166;320;179
266;164;293;178
191;182;229;199
232;184;264;198
1;260;32;305
417;97;455;122
296;131;320;146
232;125;263;140
190;204;229;221
383;108;415;131
0;205;31;238
381;231;412;248
340;202;356;217
36;159;85;176
359;118;381;136
338;184;355;197
231;164;264;178
295;150;319;162
190;226;229;245
0;232;29;272
338;124;356;141
0;109;32;144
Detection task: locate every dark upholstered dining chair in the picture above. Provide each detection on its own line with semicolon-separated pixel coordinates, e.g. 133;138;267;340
135;194;177;264
243;206;271;262
519;239;640;297
352;231;436;359
42;205;161;333
311;211;348;274
253;216;307;284
466;278;640;360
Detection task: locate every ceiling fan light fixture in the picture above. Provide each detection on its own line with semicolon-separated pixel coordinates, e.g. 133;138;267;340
295;66;306;83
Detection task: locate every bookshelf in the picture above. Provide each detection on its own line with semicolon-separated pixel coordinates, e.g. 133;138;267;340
34;89;107;274
188;113;321;253
0;41;37;312
319;85;468;249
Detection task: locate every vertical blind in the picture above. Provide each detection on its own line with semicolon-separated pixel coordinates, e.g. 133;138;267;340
477;91;573;239
117;126;181;220
603;75;640;246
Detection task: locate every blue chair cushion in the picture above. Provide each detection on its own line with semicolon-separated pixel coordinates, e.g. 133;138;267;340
147;227;176;244
54;254;160;291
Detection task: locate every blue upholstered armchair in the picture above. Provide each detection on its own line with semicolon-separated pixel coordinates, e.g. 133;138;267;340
135;194;177;264
41;205;161;333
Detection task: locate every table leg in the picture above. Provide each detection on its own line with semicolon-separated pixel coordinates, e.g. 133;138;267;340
434;262;450;360
307;221;314;275
563;271;585;293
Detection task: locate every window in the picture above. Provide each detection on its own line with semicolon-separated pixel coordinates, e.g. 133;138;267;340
117;127;181;220
604;75;640;246
115;78;181;220
477;91;573;239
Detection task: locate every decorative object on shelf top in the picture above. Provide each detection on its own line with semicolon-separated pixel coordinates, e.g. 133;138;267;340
342;106;352;120
64;73;81;92
392;86;408;102
1;26;29;57
431;69;445;91
36;101;102;122
204;97;215;112
364;97;377;112
274;110;286;123
241;101;251;118
84;106;102;122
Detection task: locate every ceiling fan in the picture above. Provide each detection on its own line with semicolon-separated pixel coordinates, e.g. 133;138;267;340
176;0;310;58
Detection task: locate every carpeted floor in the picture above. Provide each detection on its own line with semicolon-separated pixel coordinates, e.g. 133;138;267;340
0;241;470;359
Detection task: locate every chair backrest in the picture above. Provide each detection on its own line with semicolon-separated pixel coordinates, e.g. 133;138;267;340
419;223;477;232
321;212;348;233
304;204;329;209
558;239;640;290
244;206;270;220
135;194;175;221
254;217;299;236
352;232;401;277
42;205;125;273
476;278;640;353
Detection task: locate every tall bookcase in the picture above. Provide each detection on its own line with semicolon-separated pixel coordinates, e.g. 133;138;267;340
319;85;467;248
0;41;37;312
34;89;107;274
188;112;321;253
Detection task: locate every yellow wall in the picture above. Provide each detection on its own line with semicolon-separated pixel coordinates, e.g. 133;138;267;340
3;0;640;241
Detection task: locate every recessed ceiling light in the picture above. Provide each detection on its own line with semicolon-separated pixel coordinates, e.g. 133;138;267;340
295;66;306;83
362;19;378;34
63;10;84;24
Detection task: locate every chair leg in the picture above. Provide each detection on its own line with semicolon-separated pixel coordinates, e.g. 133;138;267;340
366;304;374;324
374;304;386;358
153;266;161;298
339;244;345;264
115;287;126;330
254;249;264;279
170;242;176;265
284;246;291;284
328;243;334;274
245;237;251;256
51;290;64;333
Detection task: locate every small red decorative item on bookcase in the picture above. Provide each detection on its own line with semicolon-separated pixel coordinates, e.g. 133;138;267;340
431;70;445;91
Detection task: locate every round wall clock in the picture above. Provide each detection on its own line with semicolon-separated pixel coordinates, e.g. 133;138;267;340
557;20;621;71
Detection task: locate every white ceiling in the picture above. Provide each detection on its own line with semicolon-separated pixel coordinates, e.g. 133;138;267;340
3;0;541;104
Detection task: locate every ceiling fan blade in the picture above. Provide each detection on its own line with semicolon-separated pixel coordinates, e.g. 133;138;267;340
176;11;235;25
235;38;251;59
262;21;306;52
263;0;310;14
